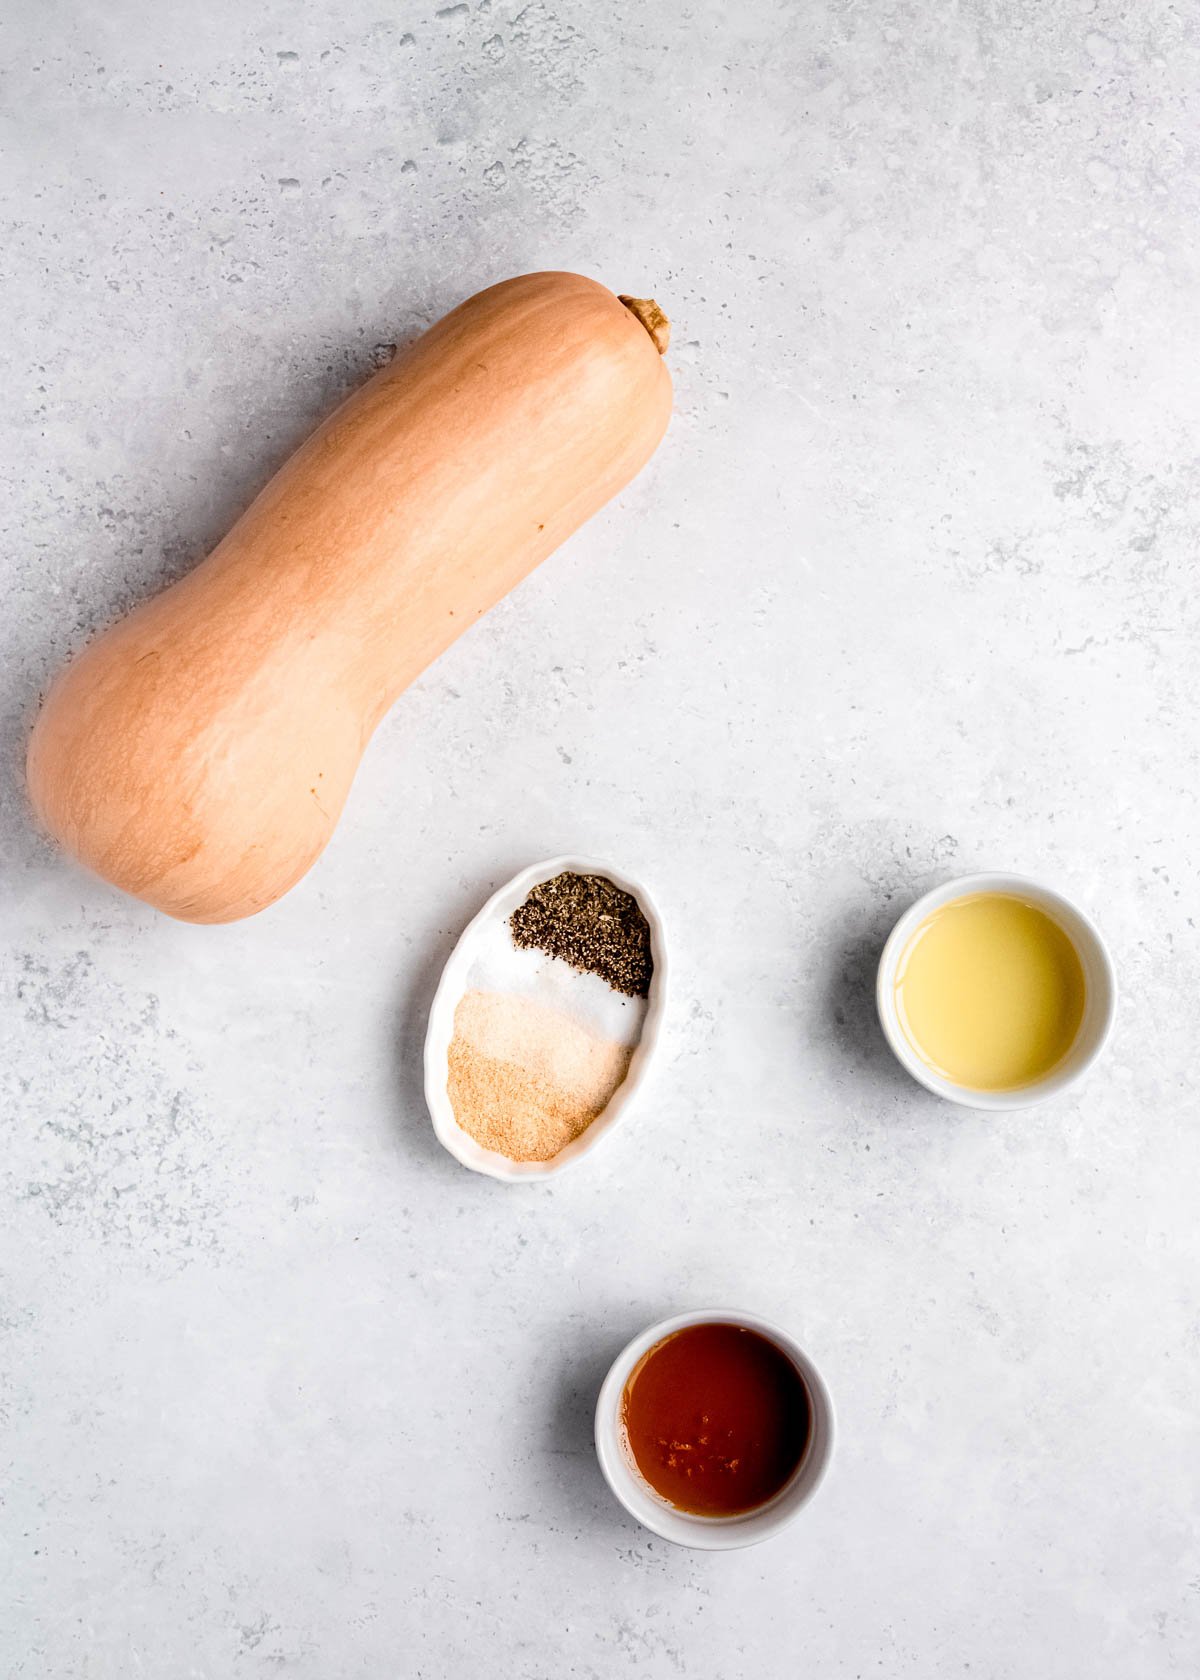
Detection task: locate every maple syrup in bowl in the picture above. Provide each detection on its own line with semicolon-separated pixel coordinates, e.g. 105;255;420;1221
595;1310;835;1549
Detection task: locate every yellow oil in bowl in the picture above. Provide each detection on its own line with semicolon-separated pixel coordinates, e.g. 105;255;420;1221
894;892;1087;1092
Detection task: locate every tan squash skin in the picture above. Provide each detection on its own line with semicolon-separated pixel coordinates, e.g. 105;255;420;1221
27;272;672;922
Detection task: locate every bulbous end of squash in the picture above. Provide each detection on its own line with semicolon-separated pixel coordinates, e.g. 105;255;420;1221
618;295;670;355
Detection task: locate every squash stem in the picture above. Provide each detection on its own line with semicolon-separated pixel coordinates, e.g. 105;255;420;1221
618;295;670;355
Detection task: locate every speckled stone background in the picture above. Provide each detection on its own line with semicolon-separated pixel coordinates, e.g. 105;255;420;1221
3;1;1199;1675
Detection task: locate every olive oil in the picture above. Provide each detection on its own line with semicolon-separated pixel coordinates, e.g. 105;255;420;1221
894;892;1086;1091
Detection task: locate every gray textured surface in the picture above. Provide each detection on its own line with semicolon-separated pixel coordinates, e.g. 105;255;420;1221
3;1;1199;1674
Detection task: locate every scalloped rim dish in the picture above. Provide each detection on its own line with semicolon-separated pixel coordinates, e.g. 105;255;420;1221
424;855;668;1181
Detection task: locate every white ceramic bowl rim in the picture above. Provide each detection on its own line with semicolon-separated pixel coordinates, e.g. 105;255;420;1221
875;871;1117;1111
423;854;668;1182
594;1309;836;1551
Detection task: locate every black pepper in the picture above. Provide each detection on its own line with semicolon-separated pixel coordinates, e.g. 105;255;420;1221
509;871;653;998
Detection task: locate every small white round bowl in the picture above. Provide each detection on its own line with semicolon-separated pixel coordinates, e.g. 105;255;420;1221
424;855;668;1182
875;871;1116;1111
594;1309;835;1550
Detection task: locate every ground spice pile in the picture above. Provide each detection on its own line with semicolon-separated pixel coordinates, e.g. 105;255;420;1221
447;990;631;1163
508;872;653;997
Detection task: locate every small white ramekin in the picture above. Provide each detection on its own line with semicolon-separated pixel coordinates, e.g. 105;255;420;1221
876;871;1117;1111
594;1309;835;1550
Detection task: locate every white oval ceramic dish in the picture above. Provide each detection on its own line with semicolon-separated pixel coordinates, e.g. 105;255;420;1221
875;871;1116;1111
424;855;668;1181
594;1309;835;1550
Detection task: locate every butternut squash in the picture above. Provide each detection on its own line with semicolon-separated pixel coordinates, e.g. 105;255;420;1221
27;273;672;922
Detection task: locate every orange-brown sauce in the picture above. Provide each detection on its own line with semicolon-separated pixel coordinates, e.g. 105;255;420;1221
621;1323;811;1516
